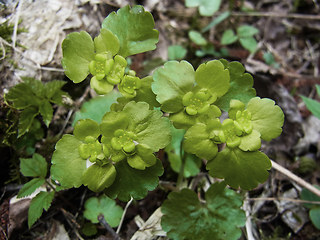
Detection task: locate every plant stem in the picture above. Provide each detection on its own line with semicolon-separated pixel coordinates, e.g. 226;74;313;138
176;141;187;189
98;214;120;240
45;179;57;192
271;160;320;197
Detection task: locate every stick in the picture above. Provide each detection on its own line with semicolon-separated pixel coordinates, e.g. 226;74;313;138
98;214;120;240
271;160;320;197
116;197;133;234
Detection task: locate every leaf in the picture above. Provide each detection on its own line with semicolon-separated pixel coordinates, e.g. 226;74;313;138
207;147;271;190
39;100;53;127
168;45;187;60
61;31;95;83
73;90;121;126
310;208;320;230
165;126;201;177
188;30;207;46
301;95;320;119
18;106;38;137
105;159;163;201
82;163;116;192
83;195;123;227
239;37;258;53
102;5;159;58
51;134;87;188
5;82;36;109
202;11;230;32
300;186;320;209
94;28;120;56
152;60;195;113
73;119;100;141
247;97;284;141
161;182;245;240
184;123;218;160
221;29;238;45
122;101;172;152
28;191;55;228
20;153;47;178
186;0;222;16
238;129;261;151
17;178;45;198
195;60;230;98
44;80;66;100
237;25;259;38
215;60;256;111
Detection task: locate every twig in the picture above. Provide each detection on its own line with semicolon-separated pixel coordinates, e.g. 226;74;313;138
98;214;120;240
271;160;320;198
116;197;133;234
12;0;23;48
244;193;255;240
231;11;320;20
247;197;320;205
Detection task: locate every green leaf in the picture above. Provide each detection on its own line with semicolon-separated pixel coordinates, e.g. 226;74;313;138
39;100;53;127
5;82;35;109
188;30;207;46
94;28;120;56
301;95;320;119
102;5;159;58
62;31;95;83
81;222;97;236
20;153;47;178
82;163;116;192
28;191;55;228
316;85;320;96
185;0;222;16
239;37;258;53
195;60;230;98
239;129;261;151
18;106;38;137
300;186;320;209
17;178;45;198
202;11;230;32
73;90;121;126
84;195;123;227
237;25;259;38
215;60;256;111
161;182;245;240
207;147;271;190
22;77;46;98
122;101;172;152
73;119;100;141
51;135;87;188
105;159;163;201
221;29;238;45
44;80;66;100
168;45;187;60
152;60;195;113
310;208;320;230
129;76;160;109
247;97;284;141
165;126;201;177
184;123;218;160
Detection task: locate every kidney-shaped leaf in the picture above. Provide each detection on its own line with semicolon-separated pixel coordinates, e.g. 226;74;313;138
102;5;158;58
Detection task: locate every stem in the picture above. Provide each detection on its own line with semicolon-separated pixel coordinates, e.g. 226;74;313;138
176;141;187;189
98;214;120;240
45;179;57;192
116;197;133;234
271;160;320;198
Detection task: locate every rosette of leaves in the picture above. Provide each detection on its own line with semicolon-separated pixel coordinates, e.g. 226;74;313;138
5;77;67;137
51;101;171;200
161;182;246;240
152;60;229;129
204;97;284;190
62;5;158;95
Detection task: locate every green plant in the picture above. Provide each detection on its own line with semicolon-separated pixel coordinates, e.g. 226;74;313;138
10;4;285;238
300;186;320;230
301;84;320;119
221;25;260;53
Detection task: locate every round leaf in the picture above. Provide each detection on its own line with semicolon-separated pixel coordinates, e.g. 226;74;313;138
152;60;195;113
73;119;100;141
207;147;271;190
94;28;120;56
62;31;94;83
84;195;123;227
102;5;158;57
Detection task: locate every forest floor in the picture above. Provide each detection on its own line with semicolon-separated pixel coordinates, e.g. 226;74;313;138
1;0;320;239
